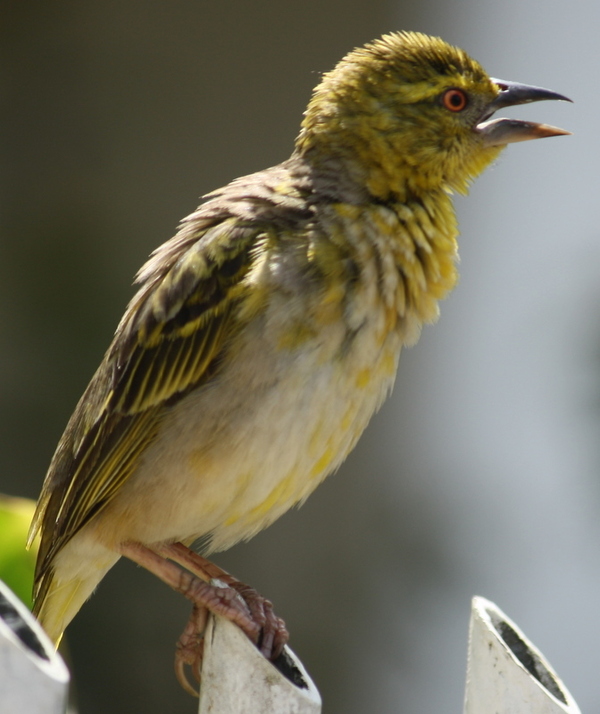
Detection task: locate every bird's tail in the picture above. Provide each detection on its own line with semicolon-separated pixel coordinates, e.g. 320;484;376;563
33;544;119;645
34;575;92;645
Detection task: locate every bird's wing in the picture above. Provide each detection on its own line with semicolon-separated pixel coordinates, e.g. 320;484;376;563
30;216;265;594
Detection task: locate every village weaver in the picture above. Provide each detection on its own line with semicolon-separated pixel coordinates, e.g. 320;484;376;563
28;31;570;694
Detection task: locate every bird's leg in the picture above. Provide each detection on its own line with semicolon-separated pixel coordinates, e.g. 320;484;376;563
156;541;289;660
119;541;262;695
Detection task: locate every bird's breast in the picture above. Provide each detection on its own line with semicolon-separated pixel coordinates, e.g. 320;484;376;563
92;198;458;552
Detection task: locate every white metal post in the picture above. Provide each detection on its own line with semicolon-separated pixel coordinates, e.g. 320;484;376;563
464;596;580;714
0;579;70;714
198;614;322;713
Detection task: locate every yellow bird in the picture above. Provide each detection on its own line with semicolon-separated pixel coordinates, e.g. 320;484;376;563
28;31;570;693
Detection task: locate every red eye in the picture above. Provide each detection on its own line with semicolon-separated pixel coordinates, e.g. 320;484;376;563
442;88;468;112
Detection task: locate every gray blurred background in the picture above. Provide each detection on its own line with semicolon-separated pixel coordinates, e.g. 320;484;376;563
1;1;596;712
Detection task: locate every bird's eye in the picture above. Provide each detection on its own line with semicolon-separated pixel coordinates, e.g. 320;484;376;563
442;88;468;112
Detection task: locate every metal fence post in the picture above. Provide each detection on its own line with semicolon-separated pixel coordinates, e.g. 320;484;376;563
464;596;580;714
198;614;321;713
0;579;69;714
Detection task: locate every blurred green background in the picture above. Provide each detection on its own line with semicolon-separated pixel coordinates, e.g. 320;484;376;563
0;495;36;608
1;1;597;713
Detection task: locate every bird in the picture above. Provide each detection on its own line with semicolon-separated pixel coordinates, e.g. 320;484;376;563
28;30;570;694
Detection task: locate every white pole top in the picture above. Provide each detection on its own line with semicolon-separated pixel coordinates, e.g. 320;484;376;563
464;596;580;714
0;579;70;714
198;614;321;713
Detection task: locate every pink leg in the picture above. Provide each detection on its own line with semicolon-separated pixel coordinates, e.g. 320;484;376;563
120;541;261;695
156;542;289;659
119;541;289;696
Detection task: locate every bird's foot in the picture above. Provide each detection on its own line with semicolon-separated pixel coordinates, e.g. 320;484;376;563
157;542;289;660
120;541;289;696
224;579;289;659
172;579;289;695
174;604;208;696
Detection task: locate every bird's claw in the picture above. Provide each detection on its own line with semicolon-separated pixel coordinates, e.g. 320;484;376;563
174;604;208;697
174;581;289;696
226;581;289;659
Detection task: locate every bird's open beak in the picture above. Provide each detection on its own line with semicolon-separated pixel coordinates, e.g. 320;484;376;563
476;79;572;147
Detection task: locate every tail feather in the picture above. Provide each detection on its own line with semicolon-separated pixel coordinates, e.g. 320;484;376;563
32;539;120;645
35;572;95;645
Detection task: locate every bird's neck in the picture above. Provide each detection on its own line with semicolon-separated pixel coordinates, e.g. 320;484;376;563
295;123;451;204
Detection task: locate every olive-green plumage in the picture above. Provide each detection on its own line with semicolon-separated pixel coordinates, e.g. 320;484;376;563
28;31;569;647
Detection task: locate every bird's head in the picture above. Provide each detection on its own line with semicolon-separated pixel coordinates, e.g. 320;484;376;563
296;31;570;200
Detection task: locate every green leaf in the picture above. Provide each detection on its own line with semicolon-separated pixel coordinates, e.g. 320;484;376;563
0;495;37;609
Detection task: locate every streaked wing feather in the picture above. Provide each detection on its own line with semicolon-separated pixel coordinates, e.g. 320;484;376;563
31;218;262;590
